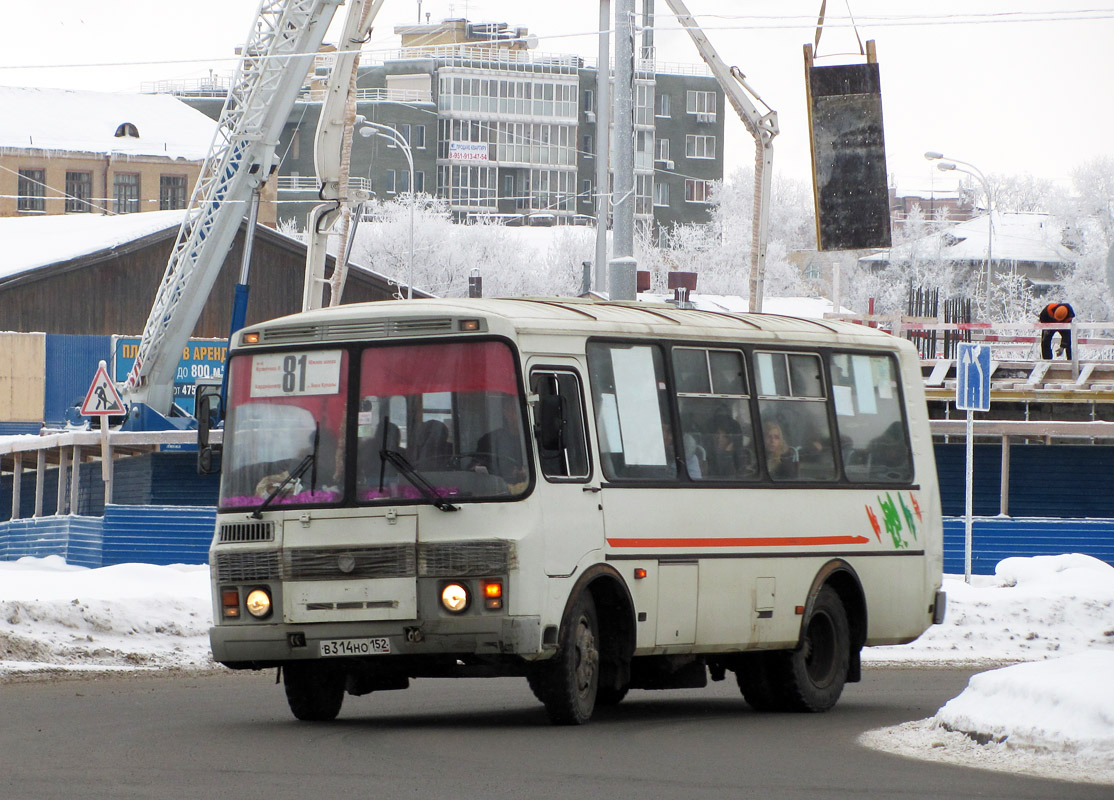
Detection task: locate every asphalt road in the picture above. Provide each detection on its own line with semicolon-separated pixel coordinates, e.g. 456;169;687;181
0;666;1105;800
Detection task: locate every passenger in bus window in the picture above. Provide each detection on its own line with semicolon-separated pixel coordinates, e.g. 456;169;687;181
763;419;798;480
707;413;748;478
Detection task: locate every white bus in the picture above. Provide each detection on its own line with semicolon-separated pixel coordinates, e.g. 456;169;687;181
204;297;945;724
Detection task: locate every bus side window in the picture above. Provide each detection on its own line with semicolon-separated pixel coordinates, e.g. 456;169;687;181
587;343;676;481
830;353;913;483
531;370;590;480
672;347;757;481
755;351;837;482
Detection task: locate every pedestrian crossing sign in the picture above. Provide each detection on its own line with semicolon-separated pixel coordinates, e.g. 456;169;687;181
81;363;126;416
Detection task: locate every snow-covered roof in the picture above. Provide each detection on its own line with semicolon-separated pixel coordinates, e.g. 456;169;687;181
0;86;216;160
0;210;185;282
0;210;408;295
861;211;1071;266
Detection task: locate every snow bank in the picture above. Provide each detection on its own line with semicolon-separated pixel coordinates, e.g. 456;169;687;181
0;556;213;672
935;652;1114;753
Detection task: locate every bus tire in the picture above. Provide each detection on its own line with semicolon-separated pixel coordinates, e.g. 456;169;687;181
777;585;850;712
735;652;784;711
283;661;345;721
528;592;600;725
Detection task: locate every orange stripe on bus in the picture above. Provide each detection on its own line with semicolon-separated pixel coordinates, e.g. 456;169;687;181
606;535;872;548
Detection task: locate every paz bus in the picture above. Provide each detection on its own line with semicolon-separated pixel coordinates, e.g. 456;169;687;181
202;297;945;724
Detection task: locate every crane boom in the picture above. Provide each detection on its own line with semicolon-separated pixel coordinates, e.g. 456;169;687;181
661;0;778;312
124;0;346;419
303;0;384;311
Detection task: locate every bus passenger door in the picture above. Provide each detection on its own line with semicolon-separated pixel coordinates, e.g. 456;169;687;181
529;365;604;576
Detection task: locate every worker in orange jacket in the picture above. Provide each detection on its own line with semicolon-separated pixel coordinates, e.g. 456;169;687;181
1039;302;1076;359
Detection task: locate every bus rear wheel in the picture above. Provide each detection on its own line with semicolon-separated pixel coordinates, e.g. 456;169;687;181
528;592;600;725
283;661;346;721
777;585;850;712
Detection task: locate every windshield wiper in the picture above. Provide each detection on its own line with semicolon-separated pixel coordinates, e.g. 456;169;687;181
251;452;315;519
379;448;458;512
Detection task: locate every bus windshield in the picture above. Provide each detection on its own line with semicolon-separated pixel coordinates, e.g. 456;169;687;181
355;340;530;502
218;340;530;510
220;350;349;510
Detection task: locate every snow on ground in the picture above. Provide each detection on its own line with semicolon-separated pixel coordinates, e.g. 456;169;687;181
0;553;1111;784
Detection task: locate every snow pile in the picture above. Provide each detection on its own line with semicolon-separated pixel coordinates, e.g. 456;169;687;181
0;556;212;674
935;652;1114;753
864;553;1114;666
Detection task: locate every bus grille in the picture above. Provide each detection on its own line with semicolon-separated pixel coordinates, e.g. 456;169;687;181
285;545;416;580
418;541;513;577
214;541;514;582
217;520;274;543
214;550;281;582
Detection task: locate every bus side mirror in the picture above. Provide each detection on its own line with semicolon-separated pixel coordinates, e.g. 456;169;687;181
197;385;223;475
536;393;565;452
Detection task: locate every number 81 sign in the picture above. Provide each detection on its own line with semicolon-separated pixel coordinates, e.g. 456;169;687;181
249;350;343;397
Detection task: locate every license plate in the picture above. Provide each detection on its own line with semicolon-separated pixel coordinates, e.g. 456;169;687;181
319;637;391;657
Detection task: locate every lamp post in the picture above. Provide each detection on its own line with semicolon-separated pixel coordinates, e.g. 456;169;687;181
925;151;993;304
360;121;416;299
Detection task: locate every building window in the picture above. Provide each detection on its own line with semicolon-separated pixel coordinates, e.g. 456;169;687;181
654;181;669;207
397;169;411;193
65;171;93;213
114;122;140;138
159;175;188;210
686;134;716;160
686;90;717;122
113;173;140;214
656;137;670;162
583;89;595;113
17;169;45;213
581;179;593;202
635;82;654;126
414;124;426;149
415;171;425;193
386;170;396;193
685;178;713;204
655;92;671;118
583;133;594;156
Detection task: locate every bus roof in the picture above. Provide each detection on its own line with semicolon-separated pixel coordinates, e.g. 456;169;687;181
241;297;905;350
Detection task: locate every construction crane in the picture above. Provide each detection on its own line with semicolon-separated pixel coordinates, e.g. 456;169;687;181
122;0;380;428
661;0;778;313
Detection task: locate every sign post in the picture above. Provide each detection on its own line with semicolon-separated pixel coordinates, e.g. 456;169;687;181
80;360;126;505
955;342;992;583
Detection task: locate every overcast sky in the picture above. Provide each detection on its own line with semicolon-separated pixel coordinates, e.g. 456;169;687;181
2;1;1111;194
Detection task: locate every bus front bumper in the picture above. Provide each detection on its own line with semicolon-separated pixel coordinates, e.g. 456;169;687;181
210;615;542;666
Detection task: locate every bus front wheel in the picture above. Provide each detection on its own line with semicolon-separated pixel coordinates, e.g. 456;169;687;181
283;661;346;721
528;592;600;725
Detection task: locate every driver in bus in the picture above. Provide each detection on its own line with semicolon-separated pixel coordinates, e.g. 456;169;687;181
475;394;528;490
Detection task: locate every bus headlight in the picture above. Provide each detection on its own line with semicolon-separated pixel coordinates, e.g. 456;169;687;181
245;588;272;619
441;583;470;613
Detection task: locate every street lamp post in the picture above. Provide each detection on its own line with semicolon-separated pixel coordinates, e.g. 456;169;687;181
925;151;993;304
360;121;416;299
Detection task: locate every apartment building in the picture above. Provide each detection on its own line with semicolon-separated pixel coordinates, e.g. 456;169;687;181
174;18;725;237
0;87;229;219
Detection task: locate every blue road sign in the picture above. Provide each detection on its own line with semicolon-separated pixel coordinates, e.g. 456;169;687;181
956;342;992;412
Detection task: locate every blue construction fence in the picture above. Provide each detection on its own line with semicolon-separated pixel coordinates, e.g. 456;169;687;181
0;505;215;569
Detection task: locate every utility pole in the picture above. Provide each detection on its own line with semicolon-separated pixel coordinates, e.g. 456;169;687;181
609;0;637;300
593;0;611;294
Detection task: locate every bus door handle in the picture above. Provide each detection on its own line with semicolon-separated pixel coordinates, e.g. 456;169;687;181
582;486;602;493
